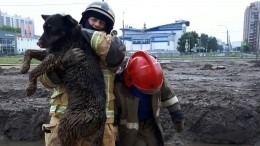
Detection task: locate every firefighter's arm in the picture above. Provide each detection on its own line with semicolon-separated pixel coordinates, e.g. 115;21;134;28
38;71;61;89
161;77;185;133
114;71;125;126
81;28;126;69
113;79;122;143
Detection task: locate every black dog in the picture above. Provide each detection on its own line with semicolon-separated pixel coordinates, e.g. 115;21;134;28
20;14;106;146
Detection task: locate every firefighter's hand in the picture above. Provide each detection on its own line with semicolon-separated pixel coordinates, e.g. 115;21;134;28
170;110;185;133
61;48;85;67
81;28;95;45
46;69;63;84
173;119;185;133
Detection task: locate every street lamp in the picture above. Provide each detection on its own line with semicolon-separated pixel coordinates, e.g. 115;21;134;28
140;29;143;50
185;39;188;53
122;12;125;45
218;25;229;51
140;23;146;50
188;33;190;52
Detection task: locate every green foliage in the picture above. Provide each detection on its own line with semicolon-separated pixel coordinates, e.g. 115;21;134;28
200;33;209;49
177;31;199;52
242;40;251;52
217;45;224;52
0;26;21;33
207;37;218;52
198;34;218;52
177;32;219;53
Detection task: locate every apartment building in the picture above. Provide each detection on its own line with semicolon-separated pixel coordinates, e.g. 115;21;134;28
243;1;260;52
0;10;35;38
0;10;40;55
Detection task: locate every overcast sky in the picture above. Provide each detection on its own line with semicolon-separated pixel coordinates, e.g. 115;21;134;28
0;0;258;43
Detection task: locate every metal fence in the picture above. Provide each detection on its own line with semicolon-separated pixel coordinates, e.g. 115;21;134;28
126;50;260;61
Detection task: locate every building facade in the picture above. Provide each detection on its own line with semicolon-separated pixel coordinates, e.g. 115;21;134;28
243;1;260;52
0;10;35;38
0;10;40;55
0;30;40;55
16;35;40;54
0;30;16;54
119;20;190;52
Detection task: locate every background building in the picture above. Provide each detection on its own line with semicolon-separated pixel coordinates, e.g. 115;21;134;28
0;10;35;38
0;10;40;55
0;30;40;55
119;20;190;52
243;1;260;53
0;30;16;54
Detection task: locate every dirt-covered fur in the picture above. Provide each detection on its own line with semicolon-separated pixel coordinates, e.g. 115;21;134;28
20;14;106;146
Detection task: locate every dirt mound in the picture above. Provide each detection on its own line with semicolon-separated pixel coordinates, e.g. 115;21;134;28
249;60;260;67
0;67;51;140
0;60;259;145
161;60;260;145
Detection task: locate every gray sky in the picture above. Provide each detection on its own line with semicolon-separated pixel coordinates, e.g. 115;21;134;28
0;0;257;43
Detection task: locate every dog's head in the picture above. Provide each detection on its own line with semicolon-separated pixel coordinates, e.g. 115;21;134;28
37;14;78;49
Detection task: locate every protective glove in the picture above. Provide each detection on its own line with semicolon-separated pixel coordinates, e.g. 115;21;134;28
81;28;95;45
46;68;63;85
170;110;185;133
105;36;126;68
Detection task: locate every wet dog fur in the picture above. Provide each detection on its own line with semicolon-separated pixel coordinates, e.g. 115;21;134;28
20;14;106;146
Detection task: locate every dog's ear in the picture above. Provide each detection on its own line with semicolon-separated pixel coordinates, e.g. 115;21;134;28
63;15;78;29
41;15;50;21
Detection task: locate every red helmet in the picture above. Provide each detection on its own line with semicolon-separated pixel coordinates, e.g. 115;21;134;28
124;51;163;93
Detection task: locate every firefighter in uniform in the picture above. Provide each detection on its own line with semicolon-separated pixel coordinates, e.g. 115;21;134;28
39;1;125;146
114;50;185;146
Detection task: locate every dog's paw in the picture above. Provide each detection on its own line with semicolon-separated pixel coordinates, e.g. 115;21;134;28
26;85;37;96
20;63;30;74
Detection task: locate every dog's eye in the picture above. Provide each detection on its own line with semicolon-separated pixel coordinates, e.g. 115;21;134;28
43;24;51;31
43;25;58;34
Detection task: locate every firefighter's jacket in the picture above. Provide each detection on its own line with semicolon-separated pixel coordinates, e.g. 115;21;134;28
114;76;181;146
39;30;126;123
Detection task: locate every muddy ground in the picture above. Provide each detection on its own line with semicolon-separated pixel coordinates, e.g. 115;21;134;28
0;60;259;145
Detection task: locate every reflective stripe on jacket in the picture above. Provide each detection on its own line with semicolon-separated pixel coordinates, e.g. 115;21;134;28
103;69;116;123
39;74;68;116
90;31;125;123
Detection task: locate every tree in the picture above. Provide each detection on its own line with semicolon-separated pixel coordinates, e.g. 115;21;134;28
242;40;251;53
177;31;199;52
207;37;218;52
217;45;224;52
178;32;221;53
200;33;209;52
